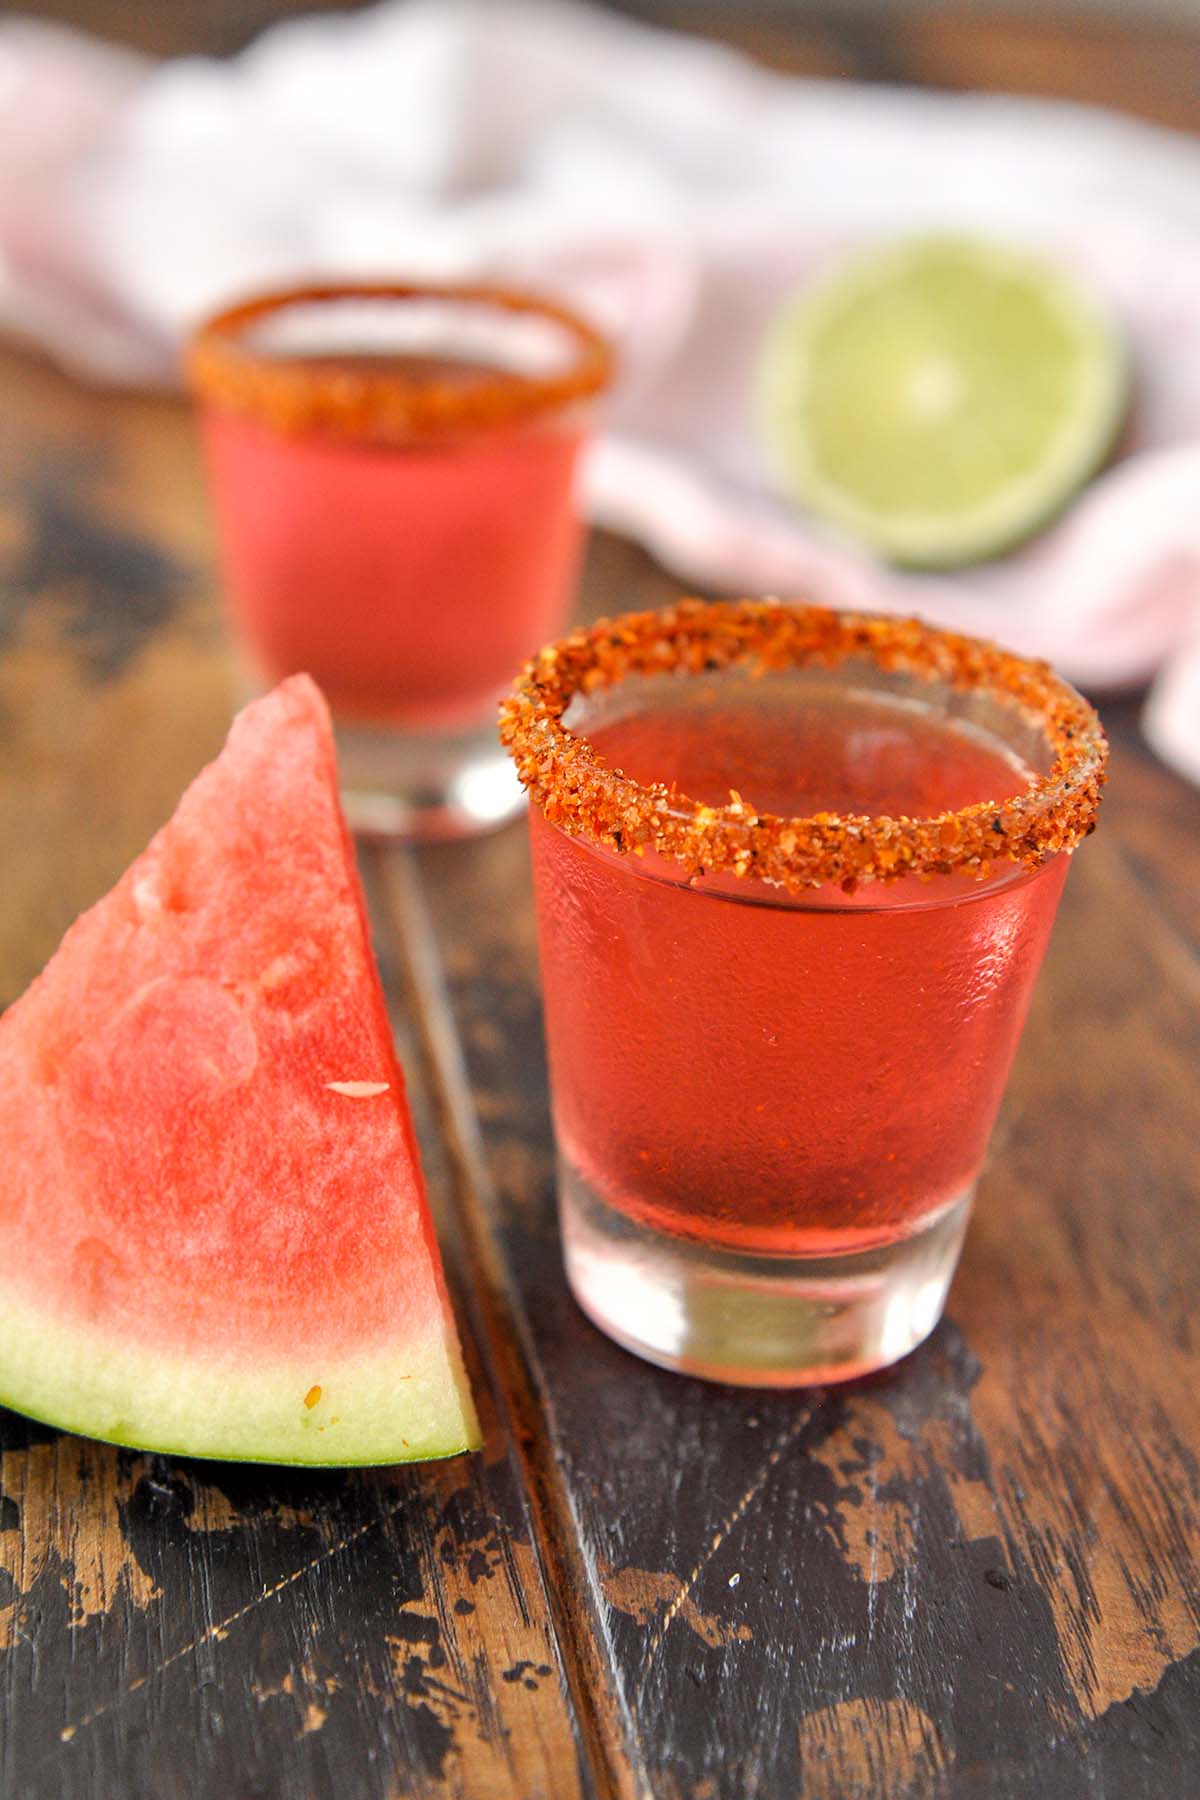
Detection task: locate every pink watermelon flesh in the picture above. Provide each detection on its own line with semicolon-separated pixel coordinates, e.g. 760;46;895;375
0;675;479;1464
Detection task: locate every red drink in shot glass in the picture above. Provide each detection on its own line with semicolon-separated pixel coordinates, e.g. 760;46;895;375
187;283;613;838
501;600;1107;1386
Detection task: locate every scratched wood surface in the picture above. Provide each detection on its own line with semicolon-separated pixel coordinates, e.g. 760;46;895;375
1;6;1199;1799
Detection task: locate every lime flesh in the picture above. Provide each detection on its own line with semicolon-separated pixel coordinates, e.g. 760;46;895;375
757;235;1128;569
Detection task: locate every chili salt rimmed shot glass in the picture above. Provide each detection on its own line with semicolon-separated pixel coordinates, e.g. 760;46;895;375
501;599;1107;1386
187;281;613;838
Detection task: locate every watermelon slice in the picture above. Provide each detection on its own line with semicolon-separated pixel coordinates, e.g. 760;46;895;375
0;676;479;1465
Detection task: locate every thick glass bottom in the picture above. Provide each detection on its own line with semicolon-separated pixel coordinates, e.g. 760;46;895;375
335;713;525;841
232;661;525;842
559;1161;972;1387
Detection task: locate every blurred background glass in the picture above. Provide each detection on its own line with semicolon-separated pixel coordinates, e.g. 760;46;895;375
3;0;1200;812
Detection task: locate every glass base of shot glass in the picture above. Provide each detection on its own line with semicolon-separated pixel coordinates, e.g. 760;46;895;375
231;662;524;841
559;1160;973;1387
335;712;525;841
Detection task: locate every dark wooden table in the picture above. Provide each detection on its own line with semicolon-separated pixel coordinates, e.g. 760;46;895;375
3;6;1200;1797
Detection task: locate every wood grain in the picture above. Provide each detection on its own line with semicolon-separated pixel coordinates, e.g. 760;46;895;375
1;1429;583;1798
891;7;1200;133
368;845;645;1800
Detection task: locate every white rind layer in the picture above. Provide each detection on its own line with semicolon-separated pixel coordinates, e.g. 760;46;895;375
0;1282;480;1465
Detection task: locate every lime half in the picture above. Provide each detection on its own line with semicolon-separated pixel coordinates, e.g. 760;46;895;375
756;235;1128;568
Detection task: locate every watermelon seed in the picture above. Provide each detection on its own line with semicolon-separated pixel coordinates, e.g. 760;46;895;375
304;1385;322;1410
326;1081;390;1098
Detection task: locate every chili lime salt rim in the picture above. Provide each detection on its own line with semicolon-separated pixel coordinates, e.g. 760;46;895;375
499;599;1107;893
185;281;614;444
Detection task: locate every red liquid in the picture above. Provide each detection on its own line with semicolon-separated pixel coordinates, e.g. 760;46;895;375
531;677;1067;1255
201;355;587;727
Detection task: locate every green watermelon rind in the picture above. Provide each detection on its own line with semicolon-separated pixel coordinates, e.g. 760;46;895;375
0;1279;480;1467
0;1401;473;1466
0;676;482;1469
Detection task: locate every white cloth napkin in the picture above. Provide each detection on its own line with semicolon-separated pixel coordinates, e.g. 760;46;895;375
3;0;1200;779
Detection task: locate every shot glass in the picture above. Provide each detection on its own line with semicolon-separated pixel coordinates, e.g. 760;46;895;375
187;282;613;838
501;600;1107;1386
